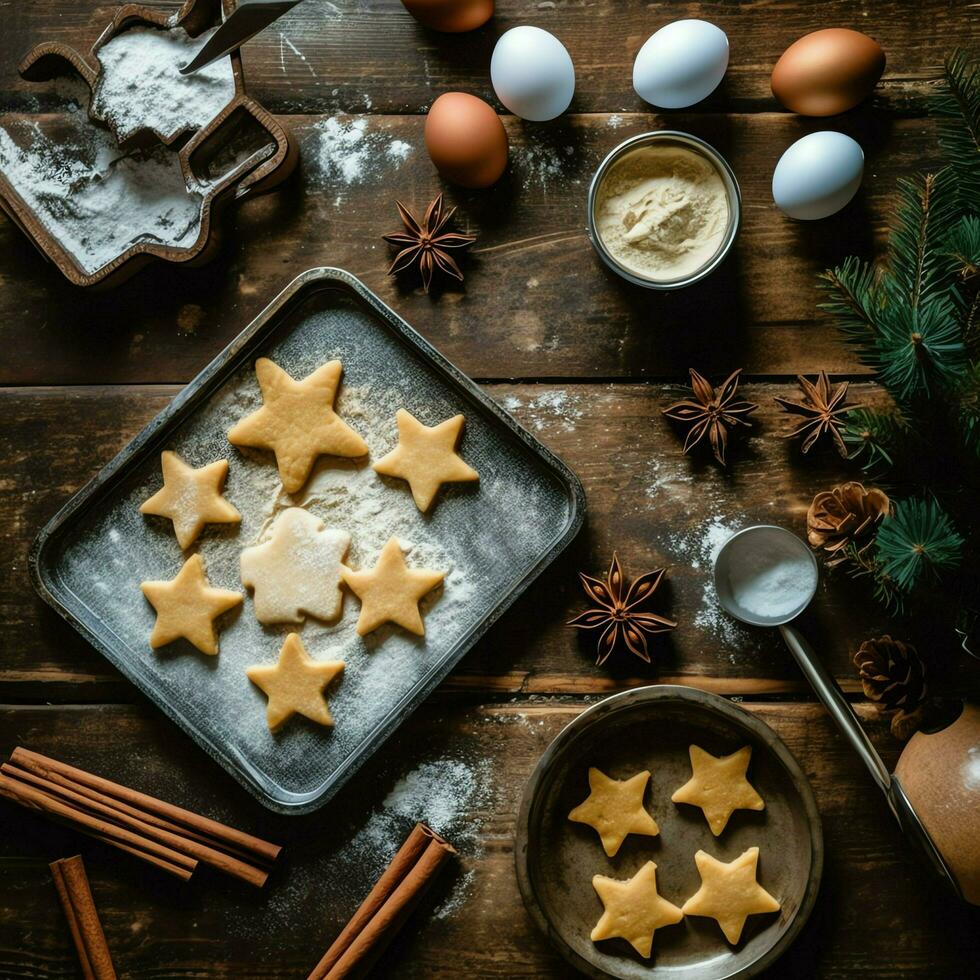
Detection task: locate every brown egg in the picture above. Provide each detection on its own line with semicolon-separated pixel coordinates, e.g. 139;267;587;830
424;92;508;189
400;0;493;33
771;28;885;116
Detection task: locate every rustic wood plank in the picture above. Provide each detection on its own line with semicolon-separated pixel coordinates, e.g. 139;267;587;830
3;382;975;702
0;700;977;978
2;0;976;116
0;111;947;385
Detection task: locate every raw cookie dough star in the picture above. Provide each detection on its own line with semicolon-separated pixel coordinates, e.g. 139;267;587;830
340;537;444;636
591;861;684;958
681;847;780;944
671;744;765;836
140;554;242;655
372;409;479;512
140;450;241;549
228;358;368;494
240;507;350;624
568;767;660;857
246;633;344;732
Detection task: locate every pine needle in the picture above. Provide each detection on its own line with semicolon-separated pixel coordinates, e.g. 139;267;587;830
934;49;980;206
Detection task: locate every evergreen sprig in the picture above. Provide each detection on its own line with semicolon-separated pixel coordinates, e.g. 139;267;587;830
811;47;979;616
934;49;980;206
875;497;964;593
841;407;907;475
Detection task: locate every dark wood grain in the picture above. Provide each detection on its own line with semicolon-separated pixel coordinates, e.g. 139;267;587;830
3;382;975;704
2;0;976;116
1;700;978;979
0;110;949;385
2;0;979;976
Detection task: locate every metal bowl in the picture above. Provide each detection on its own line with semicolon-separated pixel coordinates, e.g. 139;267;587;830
587;131;741;290
515;685;823;979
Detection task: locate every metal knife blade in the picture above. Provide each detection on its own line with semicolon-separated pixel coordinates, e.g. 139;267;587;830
179;0;302;75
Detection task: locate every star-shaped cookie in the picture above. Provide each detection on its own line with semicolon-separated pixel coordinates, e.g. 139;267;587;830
681;847;780;944
591;861;684;958
140;451;241;549
240;507;350;624
246;633;344;732
340;537;444;636
372;409;479;512
671;744;764;836
140;554;242;655
568;767;660;857
228;358;368;494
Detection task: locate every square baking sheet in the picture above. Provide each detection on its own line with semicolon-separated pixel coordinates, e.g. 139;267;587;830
30;268;585;814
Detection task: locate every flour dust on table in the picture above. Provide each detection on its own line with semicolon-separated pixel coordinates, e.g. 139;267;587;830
256;754;493;933
308;115;414;189
92;25;236;144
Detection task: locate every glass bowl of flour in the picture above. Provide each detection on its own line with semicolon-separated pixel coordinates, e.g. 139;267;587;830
587;131;741;290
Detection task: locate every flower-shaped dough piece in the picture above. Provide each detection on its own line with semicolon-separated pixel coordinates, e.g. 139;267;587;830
240;508;350;624
681;847;780;944
591;862;684;958
140;451;241;549
228;358;367;494
372;409;478;512
340;538;444;636
140;554;242;655
568;767;660;857
671;744;764;836
246;633;344;732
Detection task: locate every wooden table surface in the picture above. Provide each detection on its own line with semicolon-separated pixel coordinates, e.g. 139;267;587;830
2;1;980;977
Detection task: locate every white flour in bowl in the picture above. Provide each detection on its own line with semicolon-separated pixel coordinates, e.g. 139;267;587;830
0;117;205;276
93;24;236;143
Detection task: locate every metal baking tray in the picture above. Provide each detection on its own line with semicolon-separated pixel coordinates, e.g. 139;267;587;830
30;268;585;814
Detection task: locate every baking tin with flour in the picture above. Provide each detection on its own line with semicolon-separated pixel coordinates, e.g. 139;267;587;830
587;131;741;290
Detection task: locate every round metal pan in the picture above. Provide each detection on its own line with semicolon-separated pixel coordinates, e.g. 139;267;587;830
515;685;823;979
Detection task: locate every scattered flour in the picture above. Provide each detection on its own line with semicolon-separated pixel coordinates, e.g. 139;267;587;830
327;756;491;914
513;142;577;189
93;25;236;143
309;116;414;187
664;515;751;649
498;389;582;433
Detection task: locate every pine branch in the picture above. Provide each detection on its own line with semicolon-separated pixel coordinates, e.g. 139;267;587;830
875;291;967;400
842;407;907;475
933;49;980;208
817;256;884;366
875;496;964;594
885;171;960;312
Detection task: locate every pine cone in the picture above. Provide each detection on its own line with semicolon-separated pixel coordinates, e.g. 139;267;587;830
807;482;890;566
853;635;927;739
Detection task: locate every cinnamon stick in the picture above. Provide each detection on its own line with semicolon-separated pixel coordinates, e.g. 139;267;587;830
308;823;455;980
0;773;199;878
11;748;281;866
50;855;117;980
2;763;268;887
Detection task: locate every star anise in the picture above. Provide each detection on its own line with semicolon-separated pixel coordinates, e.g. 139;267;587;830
774;371;862;457
382;193;476;293
567;553;677;665
662;368;758;465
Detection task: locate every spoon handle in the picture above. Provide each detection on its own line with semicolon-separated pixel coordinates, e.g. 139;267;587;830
778;623;893;799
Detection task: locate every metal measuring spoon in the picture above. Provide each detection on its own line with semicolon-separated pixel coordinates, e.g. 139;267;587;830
713;524;961;898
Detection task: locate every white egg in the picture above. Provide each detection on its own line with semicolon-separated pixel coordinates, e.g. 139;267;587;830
633;20;729;109
490;26;575;122
772;132;864;220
